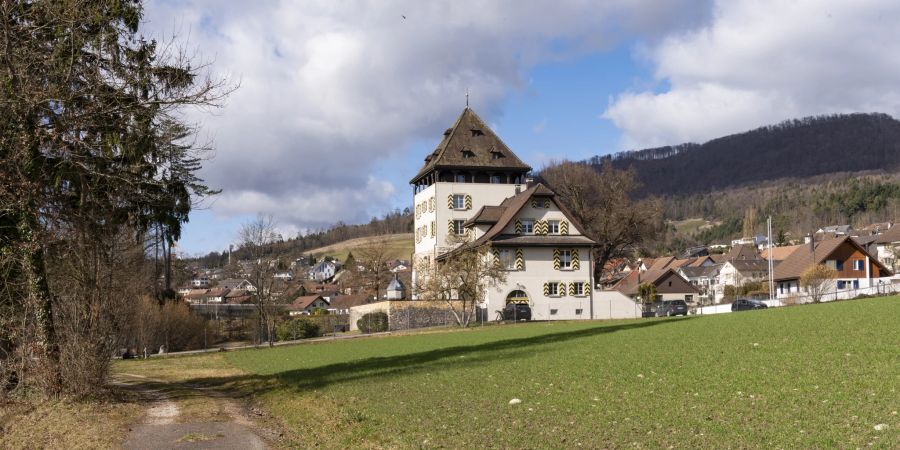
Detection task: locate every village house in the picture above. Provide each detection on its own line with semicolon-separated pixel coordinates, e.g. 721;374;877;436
872;225;900;272
287;294;330;316
411;107;599;320
218;278;257;292
772;236;890;299
611;268;701;306
676;265;720;305
191;275;210;288
308;259;341;282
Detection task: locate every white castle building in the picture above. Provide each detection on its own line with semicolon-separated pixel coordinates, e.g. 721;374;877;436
411;107;598;320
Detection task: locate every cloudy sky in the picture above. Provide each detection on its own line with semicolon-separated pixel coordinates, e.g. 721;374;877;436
141;0;900;255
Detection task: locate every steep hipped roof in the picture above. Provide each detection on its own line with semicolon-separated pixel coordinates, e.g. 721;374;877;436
773;236;890;281
679;265;720;278
410;108;531;183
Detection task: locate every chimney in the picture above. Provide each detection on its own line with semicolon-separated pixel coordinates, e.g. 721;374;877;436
524;176;535;186
808;236;815;254
804;233;812;245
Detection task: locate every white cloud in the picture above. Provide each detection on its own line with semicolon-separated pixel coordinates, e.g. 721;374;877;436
604;0;900;149
141;0;711;242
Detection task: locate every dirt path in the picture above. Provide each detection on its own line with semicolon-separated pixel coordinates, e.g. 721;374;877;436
113;373;270;450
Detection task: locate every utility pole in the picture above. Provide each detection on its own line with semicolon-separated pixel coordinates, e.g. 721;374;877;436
767;216;775;300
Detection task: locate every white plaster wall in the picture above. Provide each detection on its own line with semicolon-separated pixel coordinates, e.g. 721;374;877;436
485;246;593;321
593;291;642;319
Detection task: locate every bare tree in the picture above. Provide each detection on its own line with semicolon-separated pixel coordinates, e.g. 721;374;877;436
414;236;506;327
239;214;285;346
800;264;837;303
541;161;664;278
354;240;394;300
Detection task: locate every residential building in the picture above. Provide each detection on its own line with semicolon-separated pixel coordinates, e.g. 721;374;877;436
677;265;721;305
773;236;891;298
873;225;900;272
611;268;700;306
411;107;598;320
218;278;257;292
309;260;341;282
191;275;210;288
287;295;330;316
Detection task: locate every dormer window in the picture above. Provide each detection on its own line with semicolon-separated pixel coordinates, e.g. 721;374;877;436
491;150;505;159
470;129;484;137
461;149;475;159
455;173;467;183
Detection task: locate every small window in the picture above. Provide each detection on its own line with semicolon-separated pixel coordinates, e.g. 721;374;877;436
461;150;475;159
825;260;837;270
452;194;465;209
836;260;844;271
572;282;584;296
575;309;583;315
521;219;534;234
453;220;466;235
548;282;559;296
550;309;558;315
491;151;505;160
853;260;865;271
490;175;502;184
559;250;572;269
548;220;560;234
853;280;859;289
837;280;846;289
498;249;515;270
470;129;484;137
685;295;693;303
455;174;467;183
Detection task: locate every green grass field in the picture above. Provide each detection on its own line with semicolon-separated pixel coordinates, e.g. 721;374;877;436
114;297;900;448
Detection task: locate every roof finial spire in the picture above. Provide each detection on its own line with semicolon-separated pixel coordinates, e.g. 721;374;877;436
465;87;469;108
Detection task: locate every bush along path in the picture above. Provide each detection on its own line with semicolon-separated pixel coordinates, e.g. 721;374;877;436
112;372;271;450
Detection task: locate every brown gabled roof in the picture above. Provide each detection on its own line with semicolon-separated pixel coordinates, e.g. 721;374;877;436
328;294;372;310
726;259;770;273
612;268;699;296
773;236;889;281
647;256;676;271
874;225;900;244
437;183;595;260
724;244;761;261
290;295;327;311
489;235;596;247
760;245;801;261
463;205;506;227
410;108;531;184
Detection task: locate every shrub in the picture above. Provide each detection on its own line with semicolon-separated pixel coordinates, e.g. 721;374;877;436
276;318;322;341
357;312;389;333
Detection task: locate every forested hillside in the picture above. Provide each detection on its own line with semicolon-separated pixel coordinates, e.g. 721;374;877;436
192;208;413;267
592;113;900;197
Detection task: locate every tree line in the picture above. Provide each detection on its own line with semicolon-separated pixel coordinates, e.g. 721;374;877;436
1;1;229;398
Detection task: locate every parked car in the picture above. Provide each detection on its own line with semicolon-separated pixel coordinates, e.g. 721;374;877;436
502;303;532;321
731;298;768;311
655;300;689;317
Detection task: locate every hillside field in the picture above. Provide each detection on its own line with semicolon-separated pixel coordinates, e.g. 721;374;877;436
303;232;413;262
119;297;897;448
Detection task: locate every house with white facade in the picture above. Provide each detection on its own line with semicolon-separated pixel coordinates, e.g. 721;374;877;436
308;260;341;282
410;107;601;320
773;236;891;299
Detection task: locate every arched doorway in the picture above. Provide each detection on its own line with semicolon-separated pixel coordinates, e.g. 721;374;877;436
506;290;529;304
